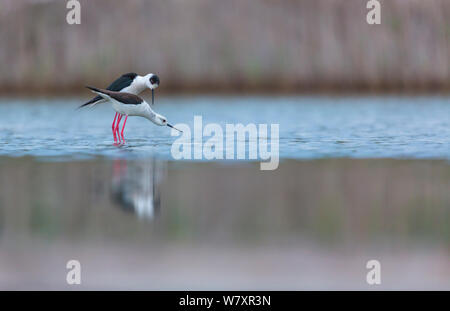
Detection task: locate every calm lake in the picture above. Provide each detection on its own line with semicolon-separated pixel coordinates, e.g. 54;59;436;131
0;96;449;289
0;95;449;160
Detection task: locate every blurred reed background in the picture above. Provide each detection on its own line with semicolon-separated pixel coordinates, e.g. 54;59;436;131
1;0;450;94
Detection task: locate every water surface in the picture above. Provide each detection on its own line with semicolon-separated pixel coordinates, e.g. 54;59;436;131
0;96;449;290
0;96;448;160
0;158;449;290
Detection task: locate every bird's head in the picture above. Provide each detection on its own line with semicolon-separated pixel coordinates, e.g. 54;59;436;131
153;113;166;126
145;73;160;90
145;73;160;105
151;113;182;133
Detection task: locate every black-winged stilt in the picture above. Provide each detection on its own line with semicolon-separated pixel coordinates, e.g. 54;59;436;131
79;73;160;144
85;86;181;144
80;72;160;108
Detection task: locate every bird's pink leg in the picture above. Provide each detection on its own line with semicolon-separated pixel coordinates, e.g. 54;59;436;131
115;114;123;144
112;112;118;143
120;115;128;143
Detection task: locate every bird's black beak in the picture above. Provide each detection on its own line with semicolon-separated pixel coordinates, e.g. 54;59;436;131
167;123;182;133
152;89;154;105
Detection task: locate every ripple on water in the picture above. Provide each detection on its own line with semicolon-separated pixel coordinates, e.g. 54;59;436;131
0;96;449;161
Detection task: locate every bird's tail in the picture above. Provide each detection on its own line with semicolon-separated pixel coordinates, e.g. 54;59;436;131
78;95;104;109
78;86;110;109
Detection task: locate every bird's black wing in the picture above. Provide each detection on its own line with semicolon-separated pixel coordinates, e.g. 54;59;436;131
85;86;143;106
79;73;138;109
109;92;143;105
106;72;138;91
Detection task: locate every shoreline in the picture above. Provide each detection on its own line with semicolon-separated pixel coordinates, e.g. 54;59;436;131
3;84;450;98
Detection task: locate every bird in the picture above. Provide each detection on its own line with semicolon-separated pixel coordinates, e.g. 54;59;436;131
79;73;160;142
86;86;181;144
80;72;160;108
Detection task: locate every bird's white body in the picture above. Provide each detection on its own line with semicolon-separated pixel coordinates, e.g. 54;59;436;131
111;99;156;119
122;75;146;93
89;88;163;126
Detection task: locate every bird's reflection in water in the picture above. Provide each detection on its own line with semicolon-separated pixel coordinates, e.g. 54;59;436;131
111;158;166;221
